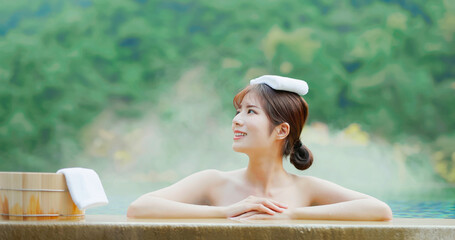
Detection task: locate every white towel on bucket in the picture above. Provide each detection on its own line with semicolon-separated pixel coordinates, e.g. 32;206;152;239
250;75;309;96
57;168;109;210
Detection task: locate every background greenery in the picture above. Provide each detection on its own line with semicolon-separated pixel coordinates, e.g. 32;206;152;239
0;0;454;189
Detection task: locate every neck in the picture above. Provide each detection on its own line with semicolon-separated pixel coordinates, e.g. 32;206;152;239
244;149;291;196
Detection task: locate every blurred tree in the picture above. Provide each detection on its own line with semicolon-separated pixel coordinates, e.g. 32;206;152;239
0;0;453;183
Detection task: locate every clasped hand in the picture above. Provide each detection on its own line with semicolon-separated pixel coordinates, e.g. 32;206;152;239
223;196;290;220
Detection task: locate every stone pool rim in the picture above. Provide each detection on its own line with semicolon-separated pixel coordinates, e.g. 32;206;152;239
1;215;455;240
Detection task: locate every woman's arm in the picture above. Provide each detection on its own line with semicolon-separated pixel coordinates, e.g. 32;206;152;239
290;198;392;221
231;176;392;221
231;198;391;221
302;176;392;221
127;194;226;218
127;169;223;218
127;169;287;218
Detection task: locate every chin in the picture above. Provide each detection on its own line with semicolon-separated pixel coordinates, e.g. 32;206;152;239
232;143;247;153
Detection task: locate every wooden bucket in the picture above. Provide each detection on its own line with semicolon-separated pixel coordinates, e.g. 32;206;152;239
0;172;85;221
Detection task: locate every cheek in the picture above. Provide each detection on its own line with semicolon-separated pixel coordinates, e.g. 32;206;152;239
252;119;273;138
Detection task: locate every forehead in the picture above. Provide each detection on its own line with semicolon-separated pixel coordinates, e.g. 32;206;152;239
239;92;262;107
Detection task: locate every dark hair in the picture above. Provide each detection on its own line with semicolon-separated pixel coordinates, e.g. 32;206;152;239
233;84;313;170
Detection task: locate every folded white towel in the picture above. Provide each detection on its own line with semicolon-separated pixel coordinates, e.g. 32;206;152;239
250;75;309;95
57;168;109;210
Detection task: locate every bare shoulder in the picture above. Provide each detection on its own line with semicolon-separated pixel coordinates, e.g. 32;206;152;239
146;169;234;204
197;168;246;190
291;175;347;194
184;169;225;185
293;174;339;186
191;169;223;178
291;174;322;186
292;174;371;205
186;168;242;186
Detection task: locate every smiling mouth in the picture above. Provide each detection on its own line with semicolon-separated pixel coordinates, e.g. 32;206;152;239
234;132;247;137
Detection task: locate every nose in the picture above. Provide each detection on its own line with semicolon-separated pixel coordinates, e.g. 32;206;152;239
232;113;243;127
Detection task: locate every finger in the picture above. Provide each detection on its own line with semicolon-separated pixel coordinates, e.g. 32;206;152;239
230;211;258;220
230;209;246;218
268;199;288;209
254;204;276;215
262;200;286;213
254;197;288;210
229;206;259;218
235;211;258;218
235;212;272;221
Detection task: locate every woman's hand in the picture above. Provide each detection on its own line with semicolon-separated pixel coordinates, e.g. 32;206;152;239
223;196;288;218
230;209;293;221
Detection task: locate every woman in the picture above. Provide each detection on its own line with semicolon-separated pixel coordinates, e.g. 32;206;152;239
127;75;393;221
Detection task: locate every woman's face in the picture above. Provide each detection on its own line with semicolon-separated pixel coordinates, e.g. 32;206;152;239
232;92;276;154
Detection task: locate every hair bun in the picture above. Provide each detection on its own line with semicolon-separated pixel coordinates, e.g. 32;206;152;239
290;143;313;170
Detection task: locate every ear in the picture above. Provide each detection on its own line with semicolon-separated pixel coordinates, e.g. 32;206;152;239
275;122;290;140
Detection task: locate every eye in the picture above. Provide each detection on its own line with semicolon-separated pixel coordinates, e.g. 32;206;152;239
247;109;256;114
235;110;240;116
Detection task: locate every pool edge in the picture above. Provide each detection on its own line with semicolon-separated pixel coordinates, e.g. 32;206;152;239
1;215;454;240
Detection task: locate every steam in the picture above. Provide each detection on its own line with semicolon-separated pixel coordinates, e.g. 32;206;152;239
79;67;440;214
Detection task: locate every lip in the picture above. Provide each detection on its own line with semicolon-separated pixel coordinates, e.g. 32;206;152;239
233;130;247;140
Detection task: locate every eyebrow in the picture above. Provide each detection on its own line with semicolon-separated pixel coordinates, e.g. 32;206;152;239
245;104;260;109
236;103;260;109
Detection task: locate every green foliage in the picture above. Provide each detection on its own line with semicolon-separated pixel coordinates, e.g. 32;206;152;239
0;0;454;180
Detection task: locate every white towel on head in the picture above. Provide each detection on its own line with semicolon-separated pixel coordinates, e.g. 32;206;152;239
250;75;309;95
57;167;109;210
